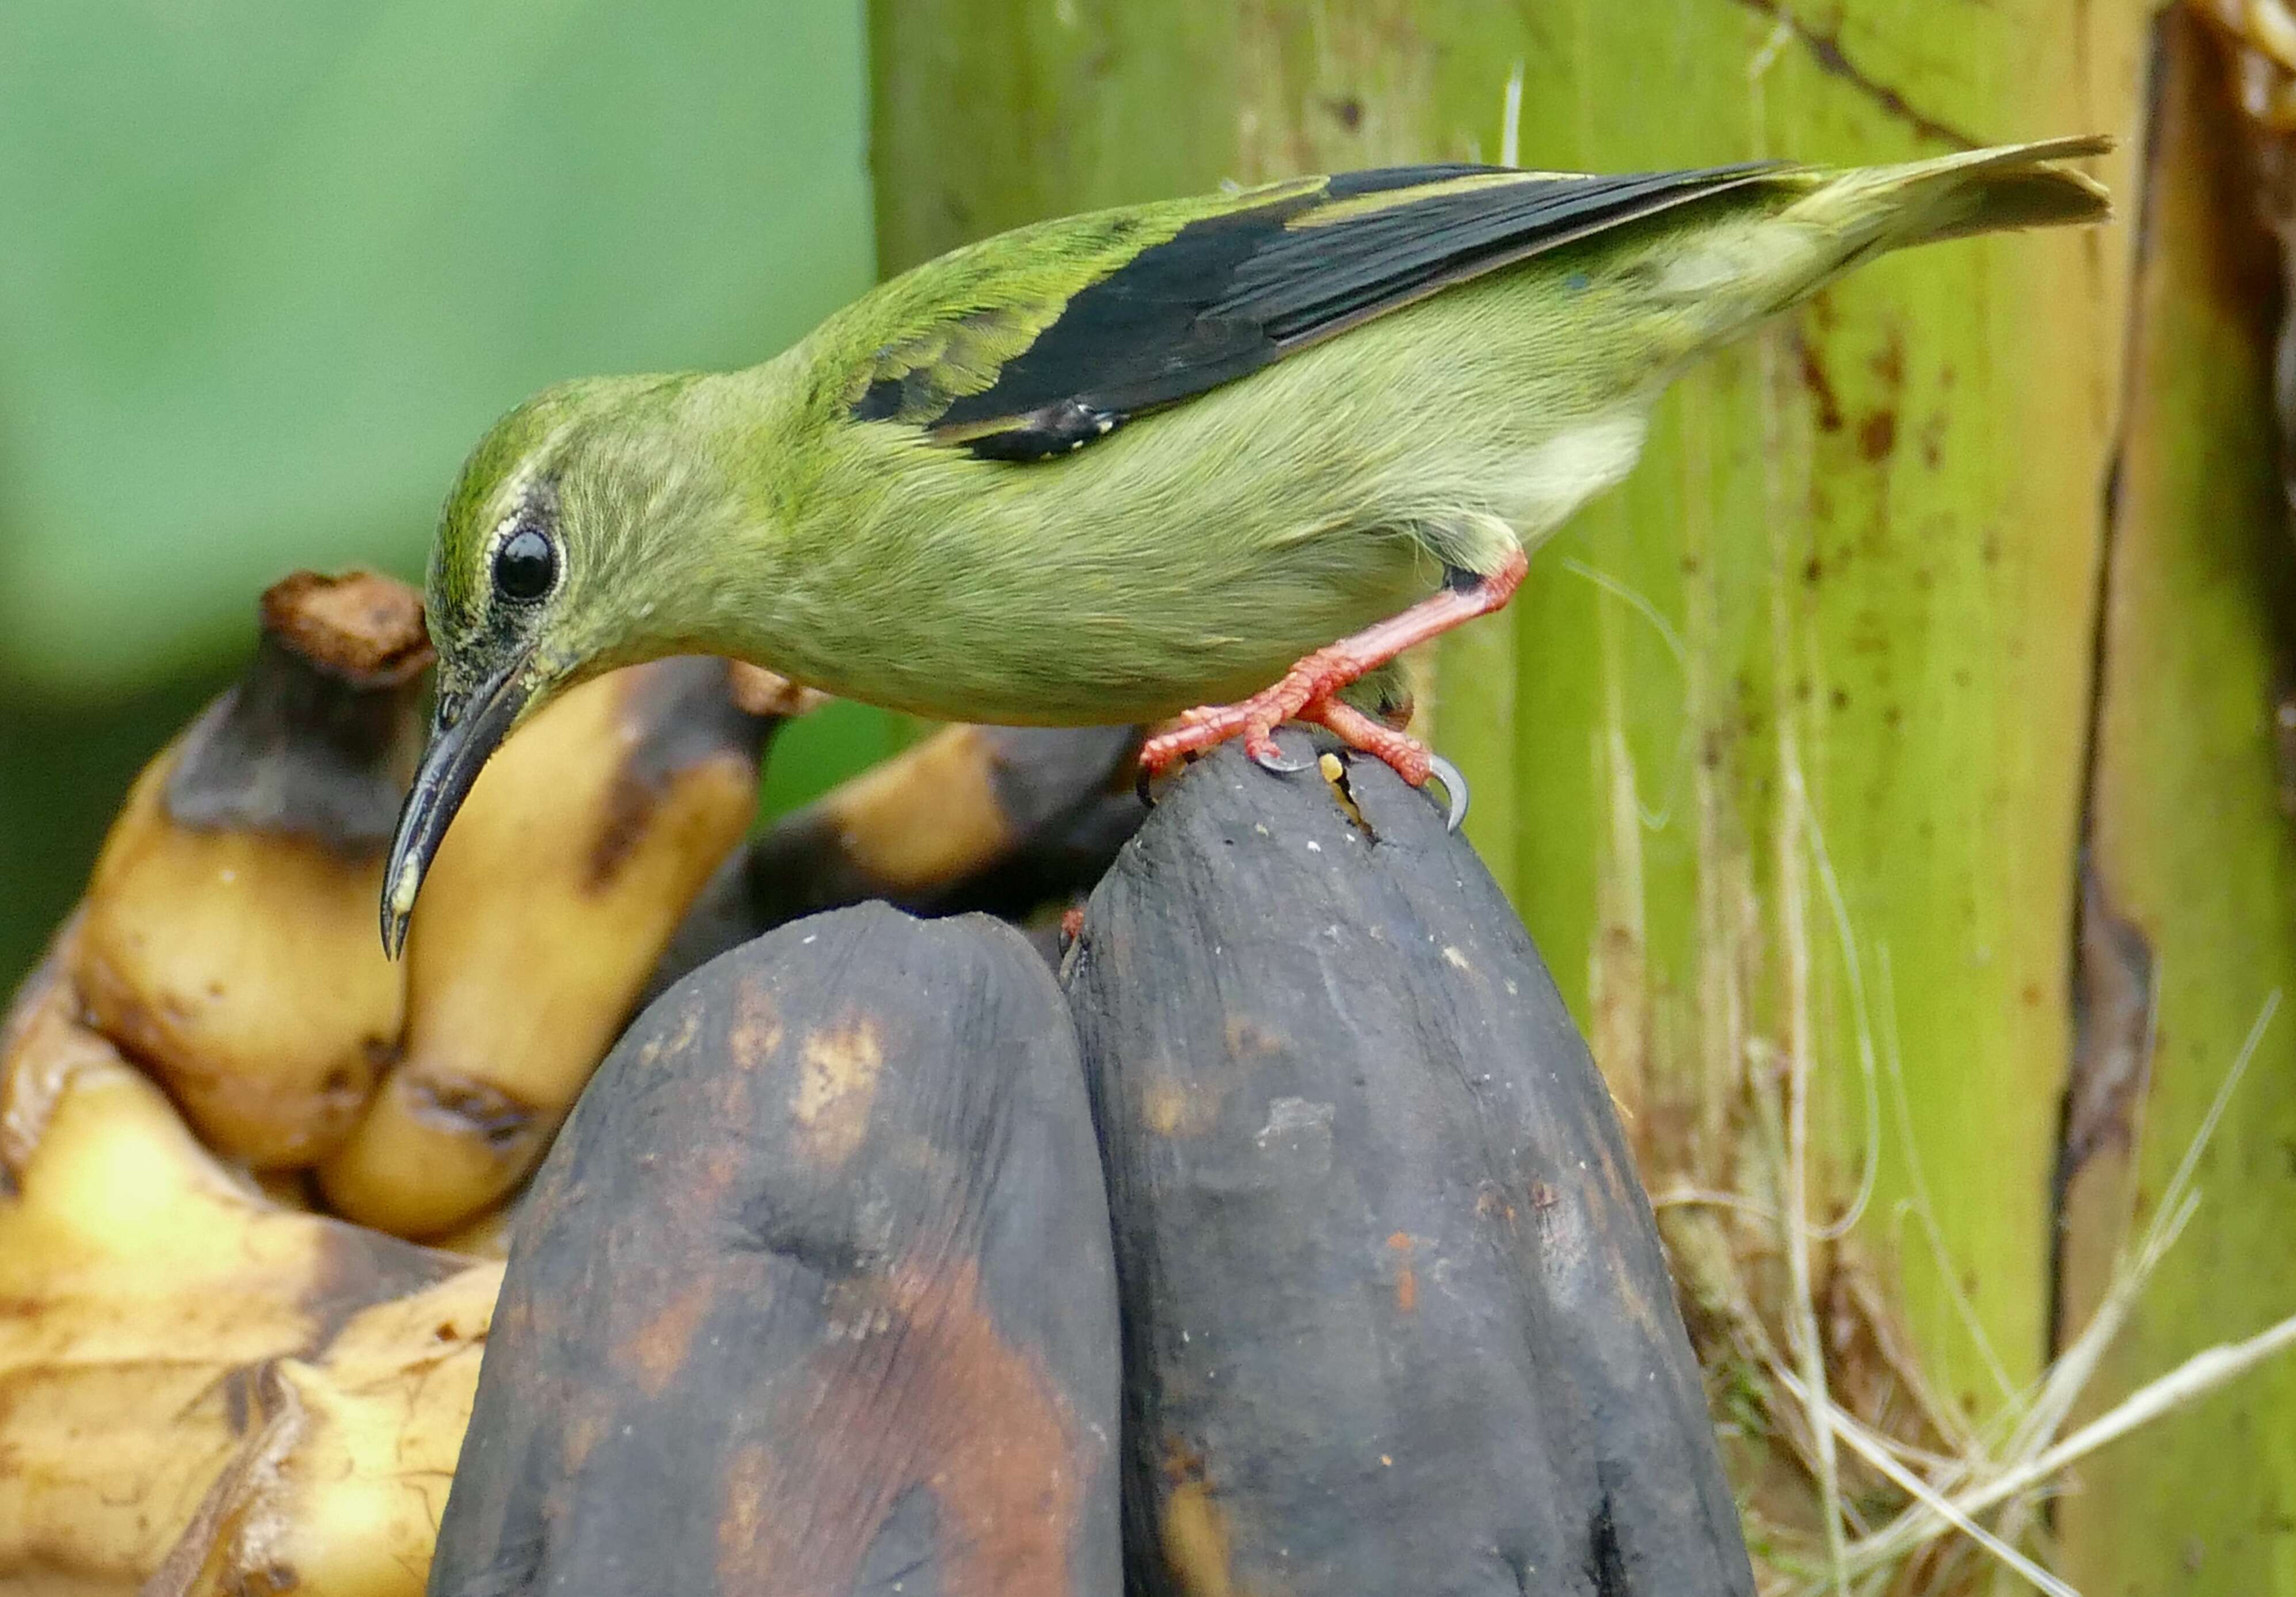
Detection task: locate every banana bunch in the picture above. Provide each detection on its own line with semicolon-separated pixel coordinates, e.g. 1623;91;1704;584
1;570;782;1592
60;570;775;1242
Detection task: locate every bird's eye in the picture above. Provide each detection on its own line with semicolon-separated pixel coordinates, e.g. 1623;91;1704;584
493;525;557;603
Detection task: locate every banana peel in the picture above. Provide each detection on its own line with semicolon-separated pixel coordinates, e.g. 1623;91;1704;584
140;1267;498;1597
71;572;429;1168
0;933;499;1596
318;657;772;1240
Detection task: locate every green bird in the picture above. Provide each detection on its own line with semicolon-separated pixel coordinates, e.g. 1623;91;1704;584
381;135;2110;955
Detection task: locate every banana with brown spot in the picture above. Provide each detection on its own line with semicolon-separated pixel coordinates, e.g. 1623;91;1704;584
72;571;430;1167
318;657;772;1239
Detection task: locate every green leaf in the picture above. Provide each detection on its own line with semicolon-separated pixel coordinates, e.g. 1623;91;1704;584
0;0;874;692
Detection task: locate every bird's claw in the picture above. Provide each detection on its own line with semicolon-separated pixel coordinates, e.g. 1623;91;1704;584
1249;726;1318;774
1142;695;1463;830
1423;753;1469;832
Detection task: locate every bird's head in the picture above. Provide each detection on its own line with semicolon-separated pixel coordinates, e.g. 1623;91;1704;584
381;372;726;956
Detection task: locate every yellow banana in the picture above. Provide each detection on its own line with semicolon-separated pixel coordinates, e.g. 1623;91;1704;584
318;657;768;1240
645;722;1145;1003
428;1197;520;1261
753;722;1141;912
71;571;429;1167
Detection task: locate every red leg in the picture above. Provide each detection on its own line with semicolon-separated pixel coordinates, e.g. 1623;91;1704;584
1299;696;1433;783
1140;547;1529;784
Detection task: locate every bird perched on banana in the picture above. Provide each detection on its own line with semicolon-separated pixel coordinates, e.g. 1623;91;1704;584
383;136;2111;955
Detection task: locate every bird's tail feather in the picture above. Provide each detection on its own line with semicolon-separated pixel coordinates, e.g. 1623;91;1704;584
1791;135;2114;253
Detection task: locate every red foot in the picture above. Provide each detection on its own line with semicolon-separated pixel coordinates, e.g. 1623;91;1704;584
1137;548;1527;788
1299;698;1432;784
1139;679;1319;777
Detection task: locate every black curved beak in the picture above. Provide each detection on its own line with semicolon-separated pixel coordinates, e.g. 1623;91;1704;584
380;661;530;958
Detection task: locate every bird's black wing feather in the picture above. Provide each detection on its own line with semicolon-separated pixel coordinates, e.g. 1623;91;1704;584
897;161;1781;463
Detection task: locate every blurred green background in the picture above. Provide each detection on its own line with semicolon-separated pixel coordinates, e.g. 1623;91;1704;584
0;0;893;986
